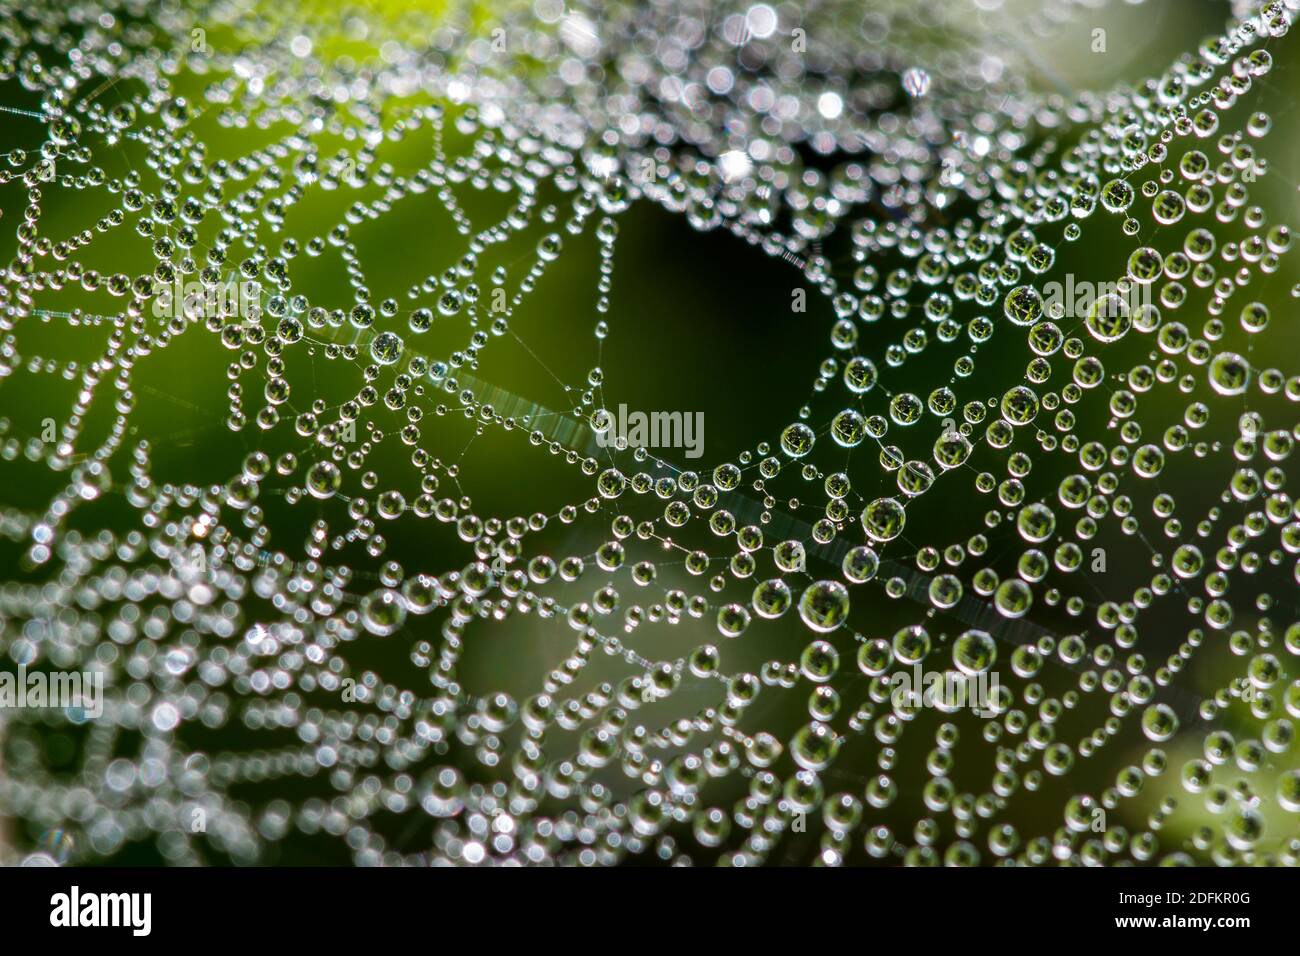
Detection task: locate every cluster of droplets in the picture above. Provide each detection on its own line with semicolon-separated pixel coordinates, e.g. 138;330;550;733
0;0;1298;868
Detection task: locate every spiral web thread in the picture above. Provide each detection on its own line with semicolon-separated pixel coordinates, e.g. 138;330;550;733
0;0;1298;866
